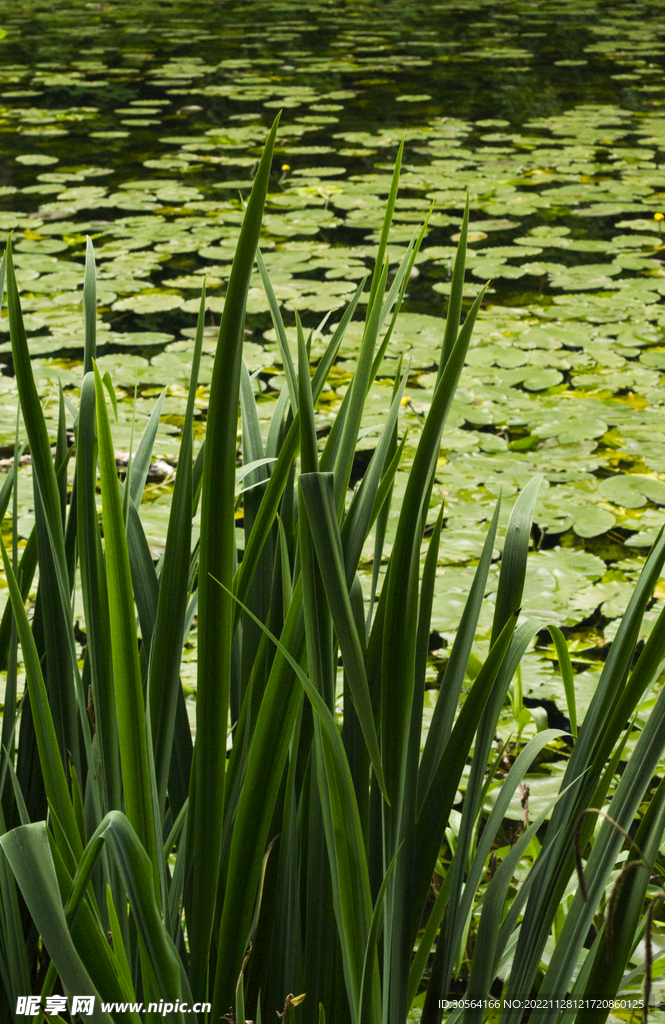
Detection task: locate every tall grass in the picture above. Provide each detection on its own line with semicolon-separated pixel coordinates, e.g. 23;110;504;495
1;121;665;1024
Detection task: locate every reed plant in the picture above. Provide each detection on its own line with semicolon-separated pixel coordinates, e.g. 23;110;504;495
1;119;665;1024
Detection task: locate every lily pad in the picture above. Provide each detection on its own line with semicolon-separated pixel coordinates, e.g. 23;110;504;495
598;474;665;508
571;503;616;539
15;153;59;165
112;292;183;313
14;238;69;254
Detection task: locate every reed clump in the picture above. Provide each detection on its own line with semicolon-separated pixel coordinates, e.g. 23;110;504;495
1;120;665;1024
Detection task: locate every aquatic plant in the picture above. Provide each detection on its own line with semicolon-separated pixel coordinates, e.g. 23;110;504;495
1;121;665;1024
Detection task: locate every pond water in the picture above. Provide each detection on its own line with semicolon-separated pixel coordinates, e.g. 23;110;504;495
2;0;665;743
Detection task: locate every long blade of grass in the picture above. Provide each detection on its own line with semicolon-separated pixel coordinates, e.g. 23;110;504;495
76;373;120;816
548;624;577;738
0;538;81;864
6;239;83;780
239;361;275;702
439;193;469;373
296;309;318;475
240;362;266;472
93;362;159;888
189;114;280;994
595;595;665;771
213;586;306;1018
303;769;338;1018
414;614;532;925
90;812;186;1023
365;417;402;635
7;238;68;573
339;367;408;580
44;816;136;995
366;139;403;319
259;711;303;1015
218;576;378;1024
0;426;26;785
123;498;160;692
83;236;97;374
409;500;445;778
490;475;541;645
256;248;298;414
298;476;338;1013
381;285;487;832
358;844;401;1024
0;823;113;1023
7;245;104;834
370;216;431;382
0;526;37;676
376;283;488;1024
148;288;204;816
0;800;31;1009
0;446;17;528
234;276;366;615
418;497;501;807
312;721;378;1024
300;473;388;801
32;455;79;773
128;388;167;509
394;502;448;1003
106;887;140;1004
264;378;291;460
332;258;389;517
369;430;407;534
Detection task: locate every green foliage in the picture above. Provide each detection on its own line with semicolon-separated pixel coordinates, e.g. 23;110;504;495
1;125;665;1024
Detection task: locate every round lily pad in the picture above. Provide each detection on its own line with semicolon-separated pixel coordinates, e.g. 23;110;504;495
15;153;59;165
572;504;616;538
522;368;564;391
112;292;183;313
599;474;665;508
111;331;175;347
14;238;69;254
